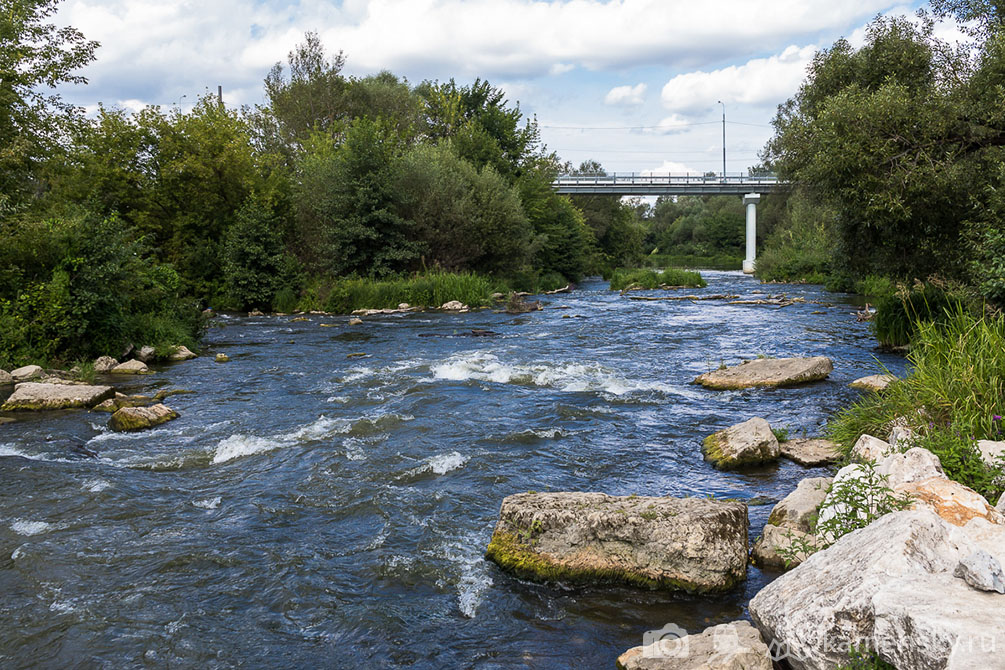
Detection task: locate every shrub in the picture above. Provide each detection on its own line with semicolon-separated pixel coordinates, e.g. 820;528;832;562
312;272;496;313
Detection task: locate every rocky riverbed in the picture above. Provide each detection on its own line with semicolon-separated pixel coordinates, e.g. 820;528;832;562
0;272;906;668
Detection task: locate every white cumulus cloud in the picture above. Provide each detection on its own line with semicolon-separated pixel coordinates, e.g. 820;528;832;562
660;45;817;115
605;83;647;106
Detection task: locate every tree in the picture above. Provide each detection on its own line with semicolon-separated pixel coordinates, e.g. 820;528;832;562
264;31;348;150
294;117;418;277
0;0;98;209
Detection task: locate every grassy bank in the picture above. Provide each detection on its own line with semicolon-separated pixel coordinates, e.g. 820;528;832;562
829;309;1005;501
608;268;706;291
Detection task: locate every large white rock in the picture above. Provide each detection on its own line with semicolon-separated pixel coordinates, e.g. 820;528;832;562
694;356;833;390
1;382;115;410
135;345;156;363
110;359;150;375
168;345;197;361
616;620;772;670
977;440;1005;469
888;426;917;450
485;492;748;593
768;477;832;533
850;434;893;462
751;524;819;569
10;365;43;382
702;418;780;469
0;369;11;385
93;356;118;372
749;508;1005;670
877;447;946;489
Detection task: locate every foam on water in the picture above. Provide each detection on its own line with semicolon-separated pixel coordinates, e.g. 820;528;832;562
11;519;54;536
434;534;493;618
290;415;349;441
212;435;284;464
427;451;468;475
429;351;676;397
84;479;112;493
193;496;222;510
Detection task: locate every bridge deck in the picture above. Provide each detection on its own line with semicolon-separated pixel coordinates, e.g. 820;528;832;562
552;173;783;196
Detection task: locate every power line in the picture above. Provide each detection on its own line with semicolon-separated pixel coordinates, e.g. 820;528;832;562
540;120;772;131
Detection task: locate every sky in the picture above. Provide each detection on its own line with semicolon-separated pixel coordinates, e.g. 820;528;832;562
52;0;959;176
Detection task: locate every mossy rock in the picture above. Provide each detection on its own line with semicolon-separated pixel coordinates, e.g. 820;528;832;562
109;404;179;432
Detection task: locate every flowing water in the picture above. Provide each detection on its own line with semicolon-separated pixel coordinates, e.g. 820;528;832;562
0;273;905;668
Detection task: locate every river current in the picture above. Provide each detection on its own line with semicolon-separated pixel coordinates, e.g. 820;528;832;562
0;272;905;668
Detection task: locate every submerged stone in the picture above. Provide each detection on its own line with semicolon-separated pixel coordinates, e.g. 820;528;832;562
485;492;748;593
109;404;179;431
694;356;833;390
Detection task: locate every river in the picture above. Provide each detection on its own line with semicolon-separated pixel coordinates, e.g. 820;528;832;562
0;272;905;668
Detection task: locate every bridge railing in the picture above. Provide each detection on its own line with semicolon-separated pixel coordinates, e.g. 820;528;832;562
553;172;779;185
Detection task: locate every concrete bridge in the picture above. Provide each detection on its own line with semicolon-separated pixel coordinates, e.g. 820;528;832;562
552;173;786;273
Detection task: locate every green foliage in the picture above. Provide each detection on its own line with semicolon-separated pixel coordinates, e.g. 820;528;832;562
608;268;706;291
395;142;531;274
310;272;497;314
855;275;896;300
755;193;837;283
764;13;1005;293
0;214;201;368
294;118;418;277
772;427;790;442
517;160;593;282
222;196;300;311
829;309;1005;500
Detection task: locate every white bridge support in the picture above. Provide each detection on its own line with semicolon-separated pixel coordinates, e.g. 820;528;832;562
742;193;760;274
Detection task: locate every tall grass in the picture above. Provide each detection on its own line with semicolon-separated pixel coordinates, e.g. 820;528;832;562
872;280;971;348
608;268;706;291
298;272;501;314
829;308;1005;500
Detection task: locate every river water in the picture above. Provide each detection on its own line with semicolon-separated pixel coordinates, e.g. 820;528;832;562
0;272;905;669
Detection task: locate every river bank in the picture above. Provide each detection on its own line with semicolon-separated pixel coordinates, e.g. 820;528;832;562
0;272;904;667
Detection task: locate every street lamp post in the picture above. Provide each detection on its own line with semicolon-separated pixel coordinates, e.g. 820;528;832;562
717;100;726;177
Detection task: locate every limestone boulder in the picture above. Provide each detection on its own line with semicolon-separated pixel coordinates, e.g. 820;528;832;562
10;365;43;382
168;345;197;361
977;440;1005;469
849;374;896;392
752;524;819;569
702;418;780;469
888;425;917;450
93;356;118;373
616;620;772;670
768;477;832;532
779;439;841;467
878;447;946;489
2;382;114;410
954;549;1005;594
900;477;1004;527
348;317;363;326
749;508;1005;670
109;404;179;431
0;369;12;385
850;434;893;462
135;345;156;363
485;492;748;593
440;300;468;311
694;356;833;390
110;359;150;375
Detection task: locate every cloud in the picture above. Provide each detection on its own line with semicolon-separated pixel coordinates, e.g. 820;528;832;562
604;83;647;106
642;160;701;176
54;0;900;108
660;45;817;115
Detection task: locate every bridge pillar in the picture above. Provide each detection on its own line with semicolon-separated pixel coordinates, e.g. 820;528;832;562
742;193;760;274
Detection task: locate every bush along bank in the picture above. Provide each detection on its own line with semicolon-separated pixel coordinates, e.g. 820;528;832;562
607;267;706;291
